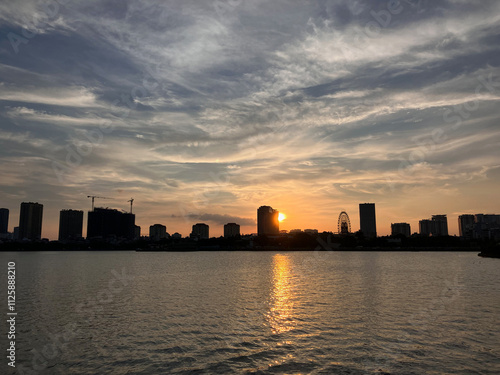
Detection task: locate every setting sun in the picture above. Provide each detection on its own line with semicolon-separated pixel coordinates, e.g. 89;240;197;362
278;213;286;222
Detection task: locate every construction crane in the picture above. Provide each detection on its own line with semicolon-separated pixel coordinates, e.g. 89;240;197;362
128;198;134;213
87;196;110;211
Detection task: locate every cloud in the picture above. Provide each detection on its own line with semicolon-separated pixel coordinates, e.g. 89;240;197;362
0;86;99;107
0;1;499;239
171;213;255;226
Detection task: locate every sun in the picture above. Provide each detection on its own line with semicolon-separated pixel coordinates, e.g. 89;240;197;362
278;213;286;222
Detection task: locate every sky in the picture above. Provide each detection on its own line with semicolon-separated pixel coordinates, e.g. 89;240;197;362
0;0;499;239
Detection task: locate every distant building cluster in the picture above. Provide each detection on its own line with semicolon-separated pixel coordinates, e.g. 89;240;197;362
0;200;499;243
458;214;500;240
0;203;140;242
0;201;245;243
419;215;449;237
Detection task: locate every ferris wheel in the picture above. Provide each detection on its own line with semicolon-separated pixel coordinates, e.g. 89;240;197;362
338;211;351;234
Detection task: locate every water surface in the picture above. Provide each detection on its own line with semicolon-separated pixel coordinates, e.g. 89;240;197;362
1;251;499;374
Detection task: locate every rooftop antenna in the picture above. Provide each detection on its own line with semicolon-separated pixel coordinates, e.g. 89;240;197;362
128;198;134;214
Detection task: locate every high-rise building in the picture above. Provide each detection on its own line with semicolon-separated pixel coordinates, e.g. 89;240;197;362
149;224;167;241
224;223;240;238
191;223;209;239
87;208;135;240
58;209;84;241
419;219;433;236
458;214;475;239
257;206;279;236
432;215;448;236
0;208;9;234
419;215;448;236
19;202;43;240
391;223;411;237
473;214;500;240
359;203;377;238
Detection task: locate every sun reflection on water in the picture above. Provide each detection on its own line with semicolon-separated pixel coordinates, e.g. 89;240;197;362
267;254;295;334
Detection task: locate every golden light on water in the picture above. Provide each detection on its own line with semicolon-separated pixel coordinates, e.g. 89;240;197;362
278;213;286;222
267;254;295;334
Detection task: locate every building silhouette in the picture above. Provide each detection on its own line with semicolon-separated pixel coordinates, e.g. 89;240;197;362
391;222;411;237
359;203;377;238
432;215;448;236
458;214;475;239
224;223;240;238
304;229;318;235
419;215;448;236
473;214;500;240
150;224;167;241
19;202;43;240
191;223;209;239
257;206;279;236
419;219;433;236
0;208;8;234
87;208;135;240
58;209;83;241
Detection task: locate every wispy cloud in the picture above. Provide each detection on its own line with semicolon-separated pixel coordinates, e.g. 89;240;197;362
0;87;99;107
0;0;499;239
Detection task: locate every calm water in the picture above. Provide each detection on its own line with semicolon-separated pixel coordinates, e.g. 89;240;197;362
0;251;499;374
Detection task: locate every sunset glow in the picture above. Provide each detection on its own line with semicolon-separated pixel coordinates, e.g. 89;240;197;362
0;3;498;374
0;2;498;240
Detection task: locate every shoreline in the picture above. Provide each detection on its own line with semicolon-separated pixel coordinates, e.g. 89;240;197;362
0;247;484;252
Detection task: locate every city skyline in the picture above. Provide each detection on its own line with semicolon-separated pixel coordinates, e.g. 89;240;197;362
1;2;499;240
1;200;499;240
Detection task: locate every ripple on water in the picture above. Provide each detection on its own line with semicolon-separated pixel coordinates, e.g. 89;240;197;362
4;251;499;374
